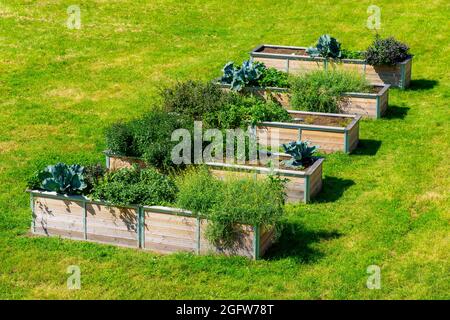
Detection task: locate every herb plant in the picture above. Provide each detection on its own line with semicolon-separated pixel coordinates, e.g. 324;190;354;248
306;34;342;59
29;163;88;195
221;60;266;91
290;70;371;113
91;165;177;206
281;141;318;169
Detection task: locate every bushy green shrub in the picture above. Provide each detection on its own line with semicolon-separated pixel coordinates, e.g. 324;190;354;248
210;95;291;129
290;70;371;113
365;36;410;65
162;80;235;120
176;169;285;248
105;111;194;171
91;165;177;206
258;67;290;88
306;34;342;59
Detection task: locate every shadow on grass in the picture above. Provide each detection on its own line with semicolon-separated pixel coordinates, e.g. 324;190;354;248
265;222;341;263
312;176;355;203
352;139;382;156
409;79;439;91
384;105;410;120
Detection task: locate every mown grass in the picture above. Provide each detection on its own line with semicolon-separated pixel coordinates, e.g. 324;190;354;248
0;0;449;299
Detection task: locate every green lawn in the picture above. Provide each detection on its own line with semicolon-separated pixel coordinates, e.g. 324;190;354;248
0;0;449;299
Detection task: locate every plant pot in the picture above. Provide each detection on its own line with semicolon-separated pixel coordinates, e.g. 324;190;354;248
257;111;361;154
218;82;390;119
205;157;324;204
28;190;273;259
250;44;412;89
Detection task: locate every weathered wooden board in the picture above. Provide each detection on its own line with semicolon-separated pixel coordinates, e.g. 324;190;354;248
143;210;197;253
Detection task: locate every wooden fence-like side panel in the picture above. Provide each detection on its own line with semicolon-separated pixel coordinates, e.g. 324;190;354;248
86;203;138;248
33;196;85;240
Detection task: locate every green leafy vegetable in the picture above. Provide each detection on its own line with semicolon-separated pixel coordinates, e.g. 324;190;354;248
281;141;318;169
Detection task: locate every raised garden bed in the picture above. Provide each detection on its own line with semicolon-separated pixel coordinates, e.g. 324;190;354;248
257;111;360;153
104;152;323;204
218;81;390;119
28;190;274;259
205;157;324;204
250;44;412;89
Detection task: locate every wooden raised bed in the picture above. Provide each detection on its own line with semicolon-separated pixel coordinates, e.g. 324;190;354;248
104;152;323;204
257;111;360;154
250;44;412;89
28;190;274;259
218;82;390;119
205;157;324;204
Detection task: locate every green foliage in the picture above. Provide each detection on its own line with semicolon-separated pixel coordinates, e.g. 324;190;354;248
29;163;87;195
207;178;285;248
162;80;233;119
281;141;318;169
133;111;193;172
105;111;193;171
91;165;177;206
258;67;290;88
105;122;139;157
341;49;365;60
176;169;285;248
290;70;371;113
365;35;411;65
84;163;106;193
210;95;291;129
307;34;342;59
176;167;223;215
221;60;266;91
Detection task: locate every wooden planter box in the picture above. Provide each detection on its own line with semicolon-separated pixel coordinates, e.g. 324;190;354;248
250;44;412;89
104;152;323;204
218;82;390;119
205;157;324;204
28;190;274;259
257;111;360;154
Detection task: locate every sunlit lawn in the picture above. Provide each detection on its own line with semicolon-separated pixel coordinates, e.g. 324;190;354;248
0;0;448;299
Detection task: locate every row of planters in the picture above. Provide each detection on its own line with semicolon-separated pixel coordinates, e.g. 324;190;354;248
28;164;284;259
28;34;413;258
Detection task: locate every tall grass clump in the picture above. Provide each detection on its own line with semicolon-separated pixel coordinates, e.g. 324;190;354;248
290;70;371;113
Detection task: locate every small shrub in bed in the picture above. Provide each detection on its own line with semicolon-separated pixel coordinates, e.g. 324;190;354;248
365;36;411;66
176;168;285;248
208;95;291;129
27;163;88;195
91;165;177;207
290;70;371;113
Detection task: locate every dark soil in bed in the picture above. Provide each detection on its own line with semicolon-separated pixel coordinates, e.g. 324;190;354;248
291;114;352;127
258;46;308;56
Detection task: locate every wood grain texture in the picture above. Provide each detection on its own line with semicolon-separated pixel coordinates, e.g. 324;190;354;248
143;211;197;253
109;156;146;171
